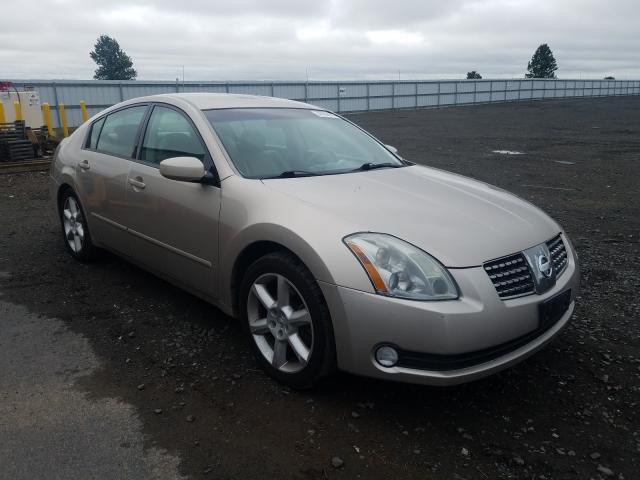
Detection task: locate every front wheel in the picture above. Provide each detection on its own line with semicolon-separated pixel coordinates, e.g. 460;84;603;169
239;252;336;388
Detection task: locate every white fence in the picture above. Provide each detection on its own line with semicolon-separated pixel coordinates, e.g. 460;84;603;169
7;78;640;128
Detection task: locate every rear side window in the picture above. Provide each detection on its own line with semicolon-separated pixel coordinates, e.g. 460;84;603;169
86;117;105;150
140;106;206;165
96;106;148;158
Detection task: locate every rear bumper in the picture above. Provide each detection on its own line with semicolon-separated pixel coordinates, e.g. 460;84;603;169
320;239;579;386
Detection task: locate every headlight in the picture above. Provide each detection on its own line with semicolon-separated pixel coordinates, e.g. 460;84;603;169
344;233;459;301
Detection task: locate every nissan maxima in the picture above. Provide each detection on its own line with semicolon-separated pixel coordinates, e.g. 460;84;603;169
50;93;579;388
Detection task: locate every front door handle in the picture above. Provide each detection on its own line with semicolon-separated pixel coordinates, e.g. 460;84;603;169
128;177;146;190
79;160;90;170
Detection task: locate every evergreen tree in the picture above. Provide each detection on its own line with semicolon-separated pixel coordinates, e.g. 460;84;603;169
466;71;482;79
90;35;137;80
525;44;558;79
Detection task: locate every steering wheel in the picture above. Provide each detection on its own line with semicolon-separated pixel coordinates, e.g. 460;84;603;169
307;149;338;168
259;149;289;174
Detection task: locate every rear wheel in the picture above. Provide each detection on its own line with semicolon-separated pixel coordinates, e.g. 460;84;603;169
239;252;336;388
58;189;100;261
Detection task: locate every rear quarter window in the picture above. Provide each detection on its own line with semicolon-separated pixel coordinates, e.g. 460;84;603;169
85;117;105;150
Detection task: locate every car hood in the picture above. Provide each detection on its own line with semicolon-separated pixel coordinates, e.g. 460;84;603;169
261;165;561;267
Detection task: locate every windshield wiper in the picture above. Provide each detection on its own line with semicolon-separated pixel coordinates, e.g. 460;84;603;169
264;170;321;179
351;162;403;171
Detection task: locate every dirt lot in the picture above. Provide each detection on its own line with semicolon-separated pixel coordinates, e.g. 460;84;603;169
1;97;639;479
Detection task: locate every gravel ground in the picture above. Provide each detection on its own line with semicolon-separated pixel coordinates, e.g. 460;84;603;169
0;302;186;480
0;97;638;479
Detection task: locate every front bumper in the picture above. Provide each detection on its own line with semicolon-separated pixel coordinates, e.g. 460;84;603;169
319;238;580;386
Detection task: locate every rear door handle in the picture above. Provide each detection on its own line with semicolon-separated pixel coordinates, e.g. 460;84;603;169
79;160;90;170
128;177;146;190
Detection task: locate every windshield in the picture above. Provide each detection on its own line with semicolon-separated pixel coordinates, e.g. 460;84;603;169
204;108;404;179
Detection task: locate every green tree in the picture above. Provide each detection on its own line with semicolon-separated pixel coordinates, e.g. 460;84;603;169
90;35;137;80
466;71;482;79
525;44;558;79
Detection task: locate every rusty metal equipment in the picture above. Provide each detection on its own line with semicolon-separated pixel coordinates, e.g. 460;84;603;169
0;120;54;162
0;121;34;161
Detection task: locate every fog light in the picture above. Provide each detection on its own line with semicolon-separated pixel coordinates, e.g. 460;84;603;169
375;345;398;367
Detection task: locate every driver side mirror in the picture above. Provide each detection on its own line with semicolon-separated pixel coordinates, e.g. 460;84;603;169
159;157;205;182
385;144;399;155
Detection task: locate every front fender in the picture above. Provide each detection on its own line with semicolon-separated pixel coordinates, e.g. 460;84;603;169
219;222;336;307
217;176;376;312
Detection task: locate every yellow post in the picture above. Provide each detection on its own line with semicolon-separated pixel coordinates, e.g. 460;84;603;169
14;101;22;121
0;102;5;124
59;103;69;137
42;102;54;136
79;100;88;123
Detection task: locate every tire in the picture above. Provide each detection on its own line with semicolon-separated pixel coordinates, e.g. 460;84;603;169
239;251;336;388
58;189;100;262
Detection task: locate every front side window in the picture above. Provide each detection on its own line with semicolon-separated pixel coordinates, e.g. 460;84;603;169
204;108;403;179
96;105;148;158
140;106;206;165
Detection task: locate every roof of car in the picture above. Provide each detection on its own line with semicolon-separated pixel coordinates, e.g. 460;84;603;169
153;93;317;111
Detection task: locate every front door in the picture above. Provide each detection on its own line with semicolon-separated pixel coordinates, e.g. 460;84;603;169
122;105;221;298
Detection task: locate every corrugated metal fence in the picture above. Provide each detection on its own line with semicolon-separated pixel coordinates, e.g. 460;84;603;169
8;78;640;128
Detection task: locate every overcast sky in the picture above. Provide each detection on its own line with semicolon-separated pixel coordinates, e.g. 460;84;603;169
2;0;639;81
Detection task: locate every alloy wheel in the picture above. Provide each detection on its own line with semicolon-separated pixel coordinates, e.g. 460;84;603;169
246;273;314;373
62;196;85;253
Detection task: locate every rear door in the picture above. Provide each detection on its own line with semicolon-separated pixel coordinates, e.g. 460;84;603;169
75;104;149;256
122;104;221;298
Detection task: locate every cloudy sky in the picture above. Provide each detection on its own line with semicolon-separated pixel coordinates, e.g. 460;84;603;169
2;0;639;80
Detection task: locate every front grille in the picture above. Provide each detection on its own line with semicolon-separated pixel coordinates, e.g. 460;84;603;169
483;253;535;298
547;235;568;277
